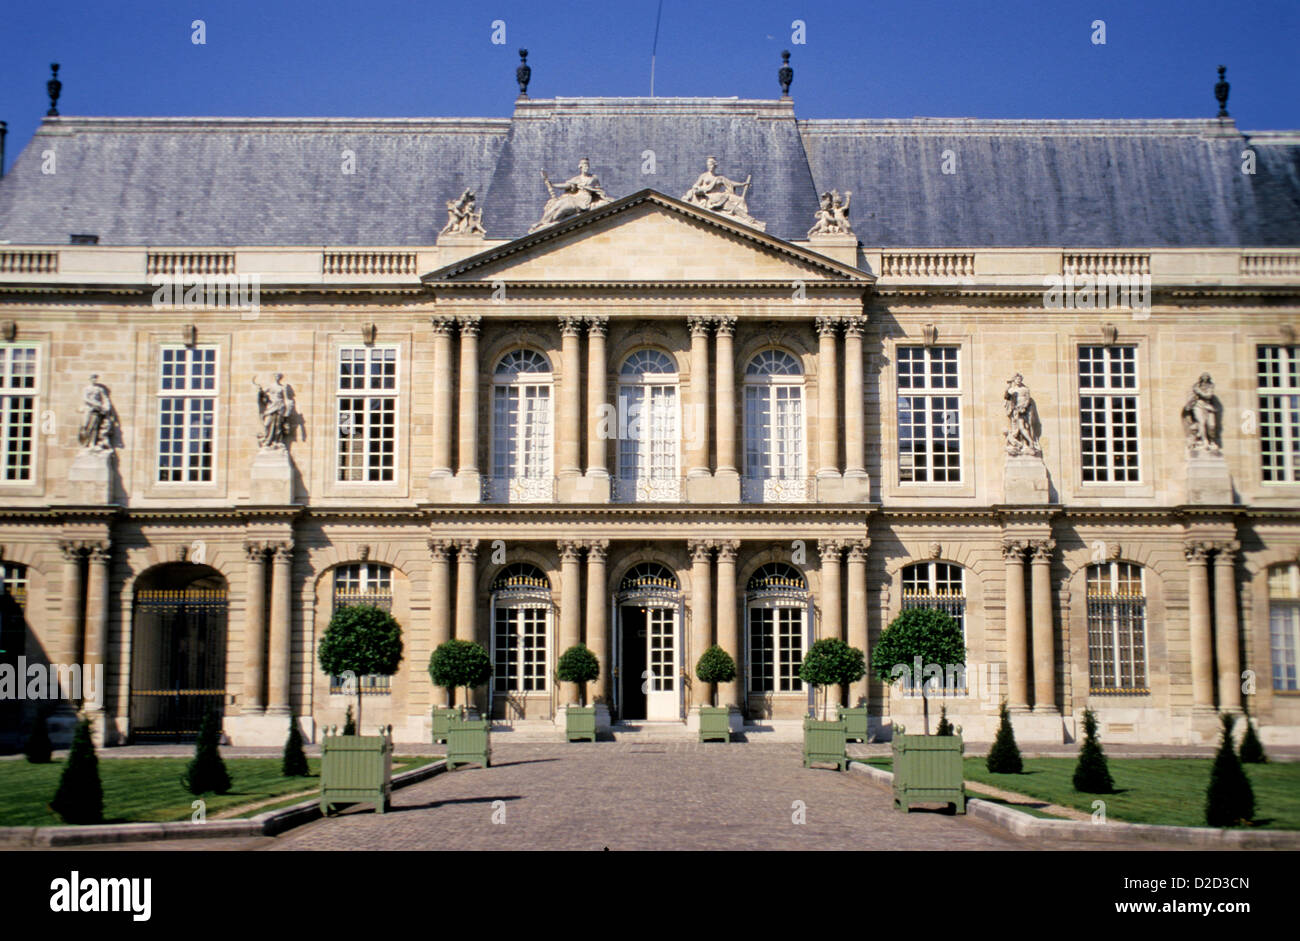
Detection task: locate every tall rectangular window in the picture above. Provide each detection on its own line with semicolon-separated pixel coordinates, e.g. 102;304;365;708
1086;562;1148;693
896;346;960;483
336;347;397;482
1078;345;1139;483
157;346;217;483
1269;564;1300;691
0;346;37;483
1258;345;1300;483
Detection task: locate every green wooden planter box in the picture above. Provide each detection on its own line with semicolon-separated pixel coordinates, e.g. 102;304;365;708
320;729;393;815
446;717;491;770
698;706;731;743
565;705;597;743
837;705;870;743
891;725;966;813
802;717;848;771
431;706;459;744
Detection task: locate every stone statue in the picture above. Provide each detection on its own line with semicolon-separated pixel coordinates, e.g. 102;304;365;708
77;375;116;451
1003;373;1040;457
808;190;853;237
254;373;296;449
440;189;486;237
681;157;763;229
1182;372;1221;454
529;157;612;233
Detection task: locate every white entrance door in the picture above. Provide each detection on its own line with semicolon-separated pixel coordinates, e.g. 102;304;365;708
645;605;680;720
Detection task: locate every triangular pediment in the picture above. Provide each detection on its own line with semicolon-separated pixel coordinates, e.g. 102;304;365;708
424;189;869;284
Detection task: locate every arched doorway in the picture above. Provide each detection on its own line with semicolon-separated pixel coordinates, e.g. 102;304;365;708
129;563;228;742
614;563;682;721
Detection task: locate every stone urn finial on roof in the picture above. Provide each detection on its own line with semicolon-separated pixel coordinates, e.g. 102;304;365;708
779;50;793;98
47;63;61;117
517;49;531;99
1214;65;1230;118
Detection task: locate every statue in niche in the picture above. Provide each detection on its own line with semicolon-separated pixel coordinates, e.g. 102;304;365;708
529;157;612;232
1182;372;1221;454
808;190;853;237
254;373;296;450
77;374;117;451
440;189;486;237
1003;373;1041;457
681;157;762;228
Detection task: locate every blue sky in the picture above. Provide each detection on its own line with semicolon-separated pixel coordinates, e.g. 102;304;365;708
1;0;1297;172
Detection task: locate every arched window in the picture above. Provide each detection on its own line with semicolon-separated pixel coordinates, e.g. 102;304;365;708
616;350;680;502
900;562;966;693
490;350;554;503
1268;563;1300;691
746;563;809;693
491;563;552;694
743;350;806;502
331;563;394;694
1086;562;1148;694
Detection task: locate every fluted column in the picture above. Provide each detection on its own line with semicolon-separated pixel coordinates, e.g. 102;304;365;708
585;317;609;478
816;316;840;477
431;316;456;476
687;317;712;478
846;540;870;707
558;540;584;705
58;541;85;667
843;316;866;478
428;538;453;706
1003;540;1030;710
715;317;737;476
83;543;111;712
242;541;268;712
456;316;481;476
454;539;479;709
715;540;740;709
819;539;844;714
1213;540;1242;712
585;540;610;705
266;541;294;715
1030;538;1057;713
559;316;584;479
1186;541;1215;710
689;540;714;708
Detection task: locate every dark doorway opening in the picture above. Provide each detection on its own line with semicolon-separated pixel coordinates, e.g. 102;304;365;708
619;606;647;721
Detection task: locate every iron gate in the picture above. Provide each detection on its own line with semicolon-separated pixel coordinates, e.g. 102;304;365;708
129;588;228;742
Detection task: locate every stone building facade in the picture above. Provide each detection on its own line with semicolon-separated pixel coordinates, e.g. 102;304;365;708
0;95;1297;746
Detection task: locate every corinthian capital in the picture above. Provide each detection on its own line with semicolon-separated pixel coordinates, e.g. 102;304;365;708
1184;541;1214;564
1002;540;1028;562
715;539;740;563
557;540;585;562
687;539;715;563
456;539;480;562
427;537;454;562
1029;538;1056;563
818;539;844;563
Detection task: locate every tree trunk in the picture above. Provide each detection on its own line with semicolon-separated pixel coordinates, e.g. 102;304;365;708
922;688;929;736
356;689;363;735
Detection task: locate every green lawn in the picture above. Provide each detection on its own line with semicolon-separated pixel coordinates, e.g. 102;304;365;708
854;756;1300;829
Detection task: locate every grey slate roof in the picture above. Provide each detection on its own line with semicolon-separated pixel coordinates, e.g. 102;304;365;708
0;100;1297;248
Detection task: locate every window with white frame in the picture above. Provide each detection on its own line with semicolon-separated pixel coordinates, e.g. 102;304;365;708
616;349;679;501
743;350;805;500
491;563;552;693
157;346;217;483
1257;345;1300;483
897;346;960;483
490;350;553;501
0;345;38;483
1269;563;1300;692
746;563;808;693
1078;345;1140;483
329;563;393;693
1086;562;1148;694
336;346;397;482
900;562;966;693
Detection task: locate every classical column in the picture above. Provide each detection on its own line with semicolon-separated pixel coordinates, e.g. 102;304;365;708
1030;538;1057;713
816;316;840;477
585;540;610;705
242;541;268;712
714;317;737;477
1003;540;1030;710
1186;541;1215;710
585;317;609;478
58;541;85;666
687;316;712;478
843;316;866;479
1213;540;1243;713
83;543;111;712
456;316;481;477
266;541;294;716
454;539;479;709
558;540;584;705
559;316;584;479
819;539;844;714
428;538;453;706
715;540;740;709
688;540;714;708
430;316;457;476
846;540;870;707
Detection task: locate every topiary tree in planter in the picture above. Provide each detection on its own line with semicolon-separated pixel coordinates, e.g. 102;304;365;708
49;717;102;824
800;638;866;719
695;645;737;707
986;699;1023;774
1072;707;1114;793
182;707;232;796
935;704;954;737
872;607;965;734
317;604;404;733
1238;714;1267;764
23;712;53;763
557;644;601;706
1206;712;1254;827
428;639;493;718
282;714;309;777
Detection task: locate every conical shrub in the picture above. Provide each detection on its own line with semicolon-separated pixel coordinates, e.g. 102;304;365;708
49;718;103;824
935;705;954;736
23;712;53;764
1072;708;1114;793
1238;717;1267;764
282;715;308;777
181;708;231;796
986;700;1023;774
1205;713;1254;827
342;704;356;735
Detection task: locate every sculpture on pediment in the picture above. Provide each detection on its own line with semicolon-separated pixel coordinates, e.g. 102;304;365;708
440;189;486;237
1182;373;1221;455
77;374;117;451
681;157;763;229
808;190;853;237
1003;373;1041;457
529;157;612;233
254;373;296;450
